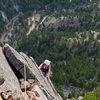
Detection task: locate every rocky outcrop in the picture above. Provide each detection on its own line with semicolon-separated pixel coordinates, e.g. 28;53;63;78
0;44;63;100
0;47;21;92
39;16;80;30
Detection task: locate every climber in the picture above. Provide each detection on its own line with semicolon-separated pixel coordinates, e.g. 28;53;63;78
39;59;52;79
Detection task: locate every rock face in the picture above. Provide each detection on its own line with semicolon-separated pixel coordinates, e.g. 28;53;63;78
0;47;21;92
0;44;63;100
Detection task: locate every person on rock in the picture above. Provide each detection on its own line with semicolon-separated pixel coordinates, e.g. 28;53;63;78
39;59;52;79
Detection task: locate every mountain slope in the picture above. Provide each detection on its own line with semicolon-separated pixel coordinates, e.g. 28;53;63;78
1;0;100;99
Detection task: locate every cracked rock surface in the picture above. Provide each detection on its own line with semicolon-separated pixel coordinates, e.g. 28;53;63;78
0;44;63;100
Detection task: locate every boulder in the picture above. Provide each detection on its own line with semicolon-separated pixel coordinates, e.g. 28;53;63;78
31;85;48;100
27;90;43;100
3;44;35;79
77;96;83;100
1;91;25;100
20;80;30;91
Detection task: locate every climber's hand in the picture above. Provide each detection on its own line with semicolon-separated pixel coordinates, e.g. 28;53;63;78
46;74;50;79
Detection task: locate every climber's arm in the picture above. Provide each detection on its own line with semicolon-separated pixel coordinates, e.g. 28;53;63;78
47;65;51;78
39;64;42;70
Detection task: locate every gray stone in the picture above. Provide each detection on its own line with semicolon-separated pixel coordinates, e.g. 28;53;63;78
77;96;83;100
3;44;35;79
0;47;21;92
3;44;63;100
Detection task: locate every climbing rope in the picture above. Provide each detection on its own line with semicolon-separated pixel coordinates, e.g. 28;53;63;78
21;60;27;100
21;56;56;100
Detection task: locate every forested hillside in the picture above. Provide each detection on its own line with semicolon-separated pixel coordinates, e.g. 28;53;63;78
69;87;100;100
1;0;100;99
0;0;100;34
10;30;100;99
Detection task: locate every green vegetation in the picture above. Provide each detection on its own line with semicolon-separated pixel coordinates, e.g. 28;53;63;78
1;0;100;99
0;0;100;35
0;13;5;34
9;30;100;99
82;87;100;100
